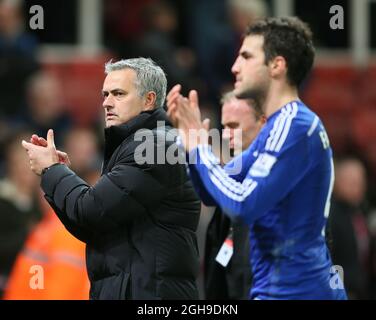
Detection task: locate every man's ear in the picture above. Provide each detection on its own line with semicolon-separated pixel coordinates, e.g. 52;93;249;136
143;91;157;111
269;56;287;79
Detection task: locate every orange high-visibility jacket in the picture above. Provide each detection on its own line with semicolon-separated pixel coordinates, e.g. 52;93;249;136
3;208;90;300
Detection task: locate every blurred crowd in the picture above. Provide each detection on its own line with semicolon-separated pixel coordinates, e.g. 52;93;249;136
0;0;375;299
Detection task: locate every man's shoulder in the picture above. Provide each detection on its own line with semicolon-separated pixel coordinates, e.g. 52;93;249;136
113;125;186;173
283;101;325;141
261;101;317;152
125;125;178;146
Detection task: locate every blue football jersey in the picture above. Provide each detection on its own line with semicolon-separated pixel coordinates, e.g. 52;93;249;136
188;100;347;299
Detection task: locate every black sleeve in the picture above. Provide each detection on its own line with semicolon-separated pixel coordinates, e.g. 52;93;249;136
41;153;166;237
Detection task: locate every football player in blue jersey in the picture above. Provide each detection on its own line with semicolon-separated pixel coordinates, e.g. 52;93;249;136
167;16;347;300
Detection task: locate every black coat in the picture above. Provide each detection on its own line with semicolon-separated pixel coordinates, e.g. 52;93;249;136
41;108;201;299
204;207;252;300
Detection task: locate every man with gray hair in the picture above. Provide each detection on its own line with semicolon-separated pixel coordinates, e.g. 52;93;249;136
21;57;201;299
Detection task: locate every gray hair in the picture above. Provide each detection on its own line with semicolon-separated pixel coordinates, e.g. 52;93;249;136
105;57;167;109
220;91;263;119
220;91;238;105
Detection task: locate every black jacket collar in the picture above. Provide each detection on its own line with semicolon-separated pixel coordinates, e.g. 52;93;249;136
104;107;171;159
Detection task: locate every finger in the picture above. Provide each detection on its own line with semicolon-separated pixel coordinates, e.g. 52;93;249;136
38;137;48;147
167;99;179;113
167;105;179;127
175;109;184;129
47;129;56;149
167;92;182;109
57;151;70;164
202;118;211;131
21;140;32;151
167;103;177;117
167;90;181;102
30;137;38;146
30;135;44;147
30;136;36;144
188;90;199;109
58;155;66;164
178;96;191;111
166;84;182;101
57;151;68;160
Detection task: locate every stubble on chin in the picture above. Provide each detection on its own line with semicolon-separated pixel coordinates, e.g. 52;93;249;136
235;87;265;111
234;87;254;100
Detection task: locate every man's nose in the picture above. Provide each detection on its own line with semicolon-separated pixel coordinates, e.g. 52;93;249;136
103;95;114;109
222;128;232;140
231;57;240;75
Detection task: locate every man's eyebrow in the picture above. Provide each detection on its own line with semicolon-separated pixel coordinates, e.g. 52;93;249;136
102;88;126;95
240;50;252;58
224;122;239;126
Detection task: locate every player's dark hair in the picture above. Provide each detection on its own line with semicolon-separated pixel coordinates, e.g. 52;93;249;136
245;16;315;87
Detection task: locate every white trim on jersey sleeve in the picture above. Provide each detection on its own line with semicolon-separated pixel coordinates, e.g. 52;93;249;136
193;102;299;208
265;102;298;152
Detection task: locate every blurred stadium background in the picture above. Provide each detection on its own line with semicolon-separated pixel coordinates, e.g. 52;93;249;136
0;0;375;299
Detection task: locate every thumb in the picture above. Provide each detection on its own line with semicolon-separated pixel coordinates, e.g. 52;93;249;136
21;140;32;151
202;118;210;131
47;129;56;149
188;90;199;109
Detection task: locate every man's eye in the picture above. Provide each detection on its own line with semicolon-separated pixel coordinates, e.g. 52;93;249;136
241;53;252;60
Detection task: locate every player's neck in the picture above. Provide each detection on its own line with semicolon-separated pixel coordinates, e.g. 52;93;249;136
263;83;299;119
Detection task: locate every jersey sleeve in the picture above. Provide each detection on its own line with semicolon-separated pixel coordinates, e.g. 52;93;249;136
223;141;259;182
185;138;258;206
187;119;312;225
